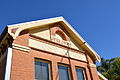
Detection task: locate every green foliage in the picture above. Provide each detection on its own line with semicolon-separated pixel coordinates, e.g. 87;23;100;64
97;57;120;80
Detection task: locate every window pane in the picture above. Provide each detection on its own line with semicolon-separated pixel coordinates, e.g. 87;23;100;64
35;60;50;80
58;65;70;80
76;68;85;80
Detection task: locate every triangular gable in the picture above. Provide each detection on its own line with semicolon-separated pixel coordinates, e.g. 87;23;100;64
7;17;101;62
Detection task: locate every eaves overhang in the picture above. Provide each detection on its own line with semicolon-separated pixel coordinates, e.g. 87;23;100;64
7;16;101;62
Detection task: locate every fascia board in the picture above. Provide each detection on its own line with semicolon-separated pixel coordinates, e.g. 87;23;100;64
7;16;101;62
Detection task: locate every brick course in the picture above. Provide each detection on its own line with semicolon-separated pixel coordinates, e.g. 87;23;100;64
10;31;99;80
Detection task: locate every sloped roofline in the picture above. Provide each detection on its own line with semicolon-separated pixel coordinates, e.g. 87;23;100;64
98;72;108;80
7;16;101;62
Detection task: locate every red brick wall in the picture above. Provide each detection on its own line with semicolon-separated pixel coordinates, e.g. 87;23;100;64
13;33;29;47
86;53;100;80
10;49;34;80
10;33;99;80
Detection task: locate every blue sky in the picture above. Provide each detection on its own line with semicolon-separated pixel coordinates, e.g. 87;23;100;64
0;0;120;60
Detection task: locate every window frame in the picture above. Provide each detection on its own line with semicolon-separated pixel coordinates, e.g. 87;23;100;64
75;67;86;80
58;63;71;80
34;59;52;80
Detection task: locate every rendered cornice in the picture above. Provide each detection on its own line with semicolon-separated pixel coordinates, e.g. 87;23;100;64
12;43;30;52
88;63;96;68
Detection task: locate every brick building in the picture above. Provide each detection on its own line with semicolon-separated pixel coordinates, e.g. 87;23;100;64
0;17;107;80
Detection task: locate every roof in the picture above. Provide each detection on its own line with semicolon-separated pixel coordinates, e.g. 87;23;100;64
98;72;108;80
7;17;101;62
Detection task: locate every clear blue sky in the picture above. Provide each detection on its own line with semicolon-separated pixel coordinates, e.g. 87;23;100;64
0;0;120;60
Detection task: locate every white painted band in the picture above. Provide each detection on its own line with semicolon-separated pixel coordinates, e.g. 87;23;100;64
29;39;87;62
89;63;96;68
5;48;12;80
12;43;30;52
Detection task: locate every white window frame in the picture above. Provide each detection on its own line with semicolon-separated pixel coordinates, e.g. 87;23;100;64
75;67;86;80
58;64;71;80
35;59;51;80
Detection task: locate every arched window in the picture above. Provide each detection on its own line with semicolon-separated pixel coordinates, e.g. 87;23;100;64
55;31;66;40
